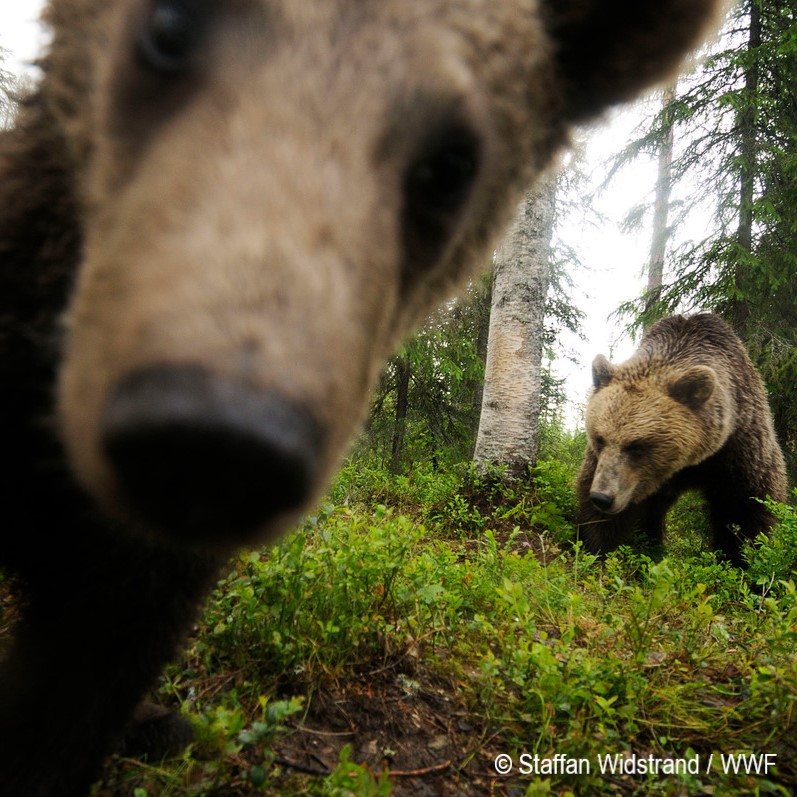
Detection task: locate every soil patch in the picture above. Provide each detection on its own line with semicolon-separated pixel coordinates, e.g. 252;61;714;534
273;666;518;796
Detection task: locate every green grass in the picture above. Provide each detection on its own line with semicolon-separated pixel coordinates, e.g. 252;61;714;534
93;467;797;796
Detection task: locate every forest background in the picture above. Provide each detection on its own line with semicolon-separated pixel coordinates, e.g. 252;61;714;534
2;1;797;795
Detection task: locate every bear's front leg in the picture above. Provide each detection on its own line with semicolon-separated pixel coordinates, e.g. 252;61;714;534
0;535;221;797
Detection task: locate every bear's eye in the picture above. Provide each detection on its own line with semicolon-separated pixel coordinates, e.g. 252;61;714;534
593;435;606;453
403;123;482;264
138;0;211;75
406;125;481;218
623;440;648;459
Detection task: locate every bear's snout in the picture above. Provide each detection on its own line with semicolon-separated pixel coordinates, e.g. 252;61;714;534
101;364;322;545
589;491;615;512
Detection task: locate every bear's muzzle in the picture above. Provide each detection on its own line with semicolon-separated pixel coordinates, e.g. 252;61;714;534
101;363;322;546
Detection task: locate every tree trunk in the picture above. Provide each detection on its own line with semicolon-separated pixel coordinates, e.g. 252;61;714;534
473;173;556;478
468;277;492;448
645;84;676;323
389;355;410;474
733;0;760;333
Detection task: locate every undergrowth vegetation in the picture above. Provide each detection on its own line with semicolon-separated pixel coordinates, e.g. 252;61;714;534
96;458;797;796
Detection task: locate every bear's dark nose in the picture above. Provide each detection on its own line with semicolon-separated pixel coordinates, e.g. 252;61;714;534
101;364;321;545
589;491;615;512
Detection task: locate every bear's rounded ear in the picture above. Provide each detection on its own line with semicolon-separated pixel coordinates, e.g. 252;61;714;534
542;0;722;123
592;354;614;390
667;366;717;409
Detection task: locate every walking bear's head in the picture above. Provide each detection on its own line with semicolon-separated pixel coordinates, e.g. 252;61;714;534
49;0;720;548
584;353;733;514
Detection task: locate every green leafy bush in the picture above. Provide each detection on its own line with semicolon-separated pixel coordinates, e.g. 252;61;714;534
743;491;797;591
196;505;423;682
95;462;797;796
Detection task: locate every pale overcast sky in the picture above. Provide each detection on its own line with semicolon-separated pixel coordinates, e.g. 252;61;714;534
1;4;47;79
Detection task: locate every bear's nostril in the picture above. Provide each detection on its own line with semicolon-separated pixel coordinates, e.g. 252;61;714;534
589;491;614;512
100;364;321;545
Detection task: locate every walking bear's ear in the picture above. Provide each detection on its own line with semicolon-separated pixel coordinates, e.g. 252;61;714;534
667;366;718;410
592;355;614;390
542;0;722;122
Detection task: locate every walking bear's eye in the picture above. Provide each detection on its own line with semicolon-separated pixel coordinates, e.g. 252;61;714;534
623;440;648;459
138;0;210;75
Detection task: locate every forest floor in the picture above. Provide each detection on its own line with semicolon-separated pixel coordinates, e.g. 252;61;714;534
6;460;797;796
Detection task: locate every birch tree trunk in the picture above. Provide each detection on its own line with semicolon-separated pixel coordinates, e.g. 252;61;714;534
472;173;556;478
645;84;675;322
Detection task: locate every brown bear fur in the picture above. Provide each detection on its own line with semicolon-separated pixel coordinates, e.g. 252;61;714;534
0;1;719;794
577;314;788;565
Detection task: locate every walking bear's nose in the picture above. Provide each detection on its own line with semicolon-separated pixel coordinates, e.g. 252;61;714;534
589;491;615;512
101;364;321;545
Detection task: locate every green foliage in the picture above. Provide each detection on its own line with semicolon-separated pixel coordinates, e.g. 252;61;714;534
329;457;460;516
538;423;587;473
321;747;392;796
164;699;300;792
96;460;797;795
743;491;797;590
358;280;490;472
331;452;581;546
426;459;577;546
663;491;714;561
196;505;423;681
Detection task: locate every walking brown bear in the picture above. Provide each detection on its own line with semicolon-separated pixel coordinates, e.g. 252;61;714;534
0;1;720;794
577;314;788;566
